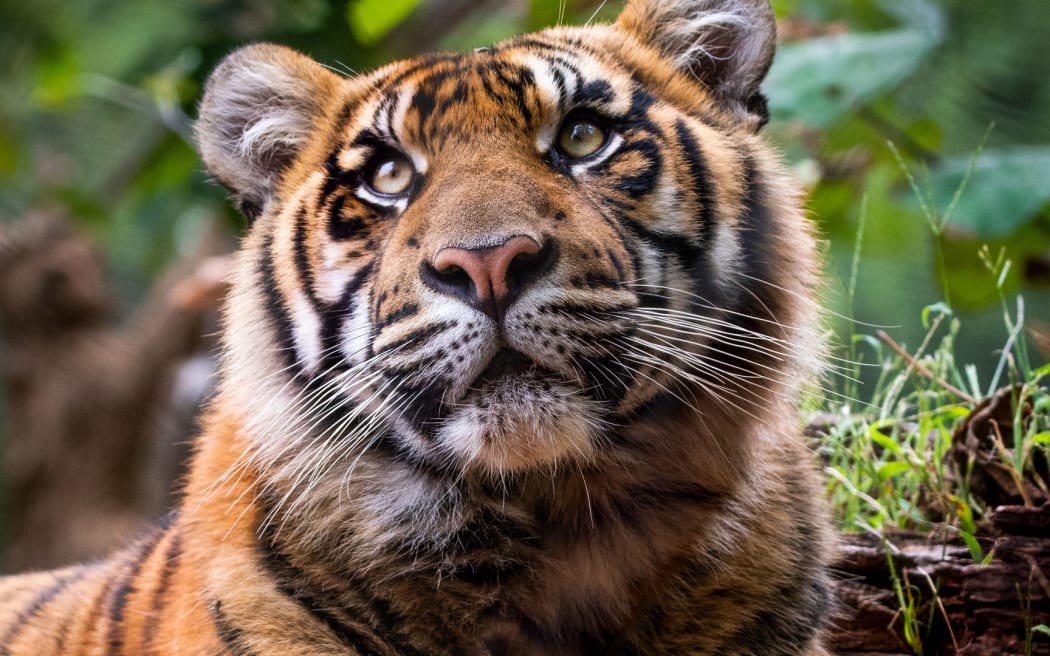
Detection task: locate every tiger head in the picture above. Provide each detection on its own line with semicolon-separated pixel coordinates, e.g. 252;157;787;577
197;0;818;482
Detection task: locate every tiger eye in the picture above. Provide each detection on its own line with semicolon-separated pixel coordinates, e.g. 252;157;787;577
558;119;607;159
369;153;415;196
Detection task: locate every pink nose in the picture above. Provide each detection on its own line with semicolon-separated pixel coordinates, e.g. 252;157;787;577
424;236;555;321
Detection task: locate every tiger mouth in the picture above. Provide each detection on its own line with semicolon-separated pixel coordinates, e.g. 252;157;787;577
470;348;554;389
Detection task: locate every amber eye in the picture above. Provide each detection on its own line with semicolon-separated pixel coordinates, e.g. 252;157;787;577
367;152;415;196
557;118;608;159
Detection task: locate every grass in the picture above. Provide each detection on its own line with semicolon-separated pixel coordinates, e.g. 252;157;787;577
812;139;1050;654
818;300;1049;540
818;137;1050;540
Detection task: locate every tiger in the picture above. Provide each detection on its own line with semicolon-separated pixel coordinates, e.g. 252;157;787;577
0;0;833;653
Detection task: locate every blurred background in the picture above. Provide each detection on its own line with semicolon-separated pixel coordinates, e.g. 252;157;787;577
0;0;1047;570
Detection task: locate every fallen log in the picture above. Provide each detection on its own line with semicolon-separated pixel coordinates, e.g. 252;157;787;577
828;505;1050;655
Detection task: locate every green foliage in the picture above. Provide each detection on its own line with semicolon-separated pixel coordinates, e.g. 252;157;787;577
766;28;937;128
347;0;424;46
821;302;1050;532
926;147;1050;238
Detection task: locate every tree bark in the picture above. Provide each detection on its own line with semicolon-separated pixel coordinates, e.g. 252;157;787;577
829;505;1050;655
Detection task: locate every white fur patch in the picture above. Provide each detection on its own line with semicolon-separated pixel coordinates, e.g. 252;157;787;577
340;288;373;366
627;0;775;101
434;382;601;474
231;61;319;167
290;293;323;373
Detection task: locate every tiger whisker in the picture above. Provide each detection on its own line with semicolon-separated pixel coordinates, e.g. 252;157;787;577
622;330;869;409
264;372;407;529
210;342;412;520
618;306;866;374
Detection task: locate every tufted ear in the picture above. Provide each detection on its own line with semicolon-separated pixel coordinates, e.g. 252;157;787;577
196;44;341;221
617;0;776;126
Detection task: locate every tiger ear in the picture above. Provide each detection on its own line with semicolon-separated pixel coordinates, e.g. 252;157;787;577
617;0;776;126
196;44;341;221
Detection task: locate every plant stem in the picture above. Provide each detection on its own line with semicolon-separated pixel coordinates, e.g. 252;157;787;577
877;330;977;403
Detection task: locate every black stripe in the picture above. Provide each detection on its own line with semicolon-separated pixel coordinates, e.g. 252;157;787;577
478;68;501;108
609;137;662;198
380;53;459;97
599;210;643;288
141;530;182;654
736;155;776;286
320;146;362;205
607;248;627;281
549;64;569;106
411;87;437;131
577;352;635;406
333;99;356;137
327;195;375;242
724;579;830;655
617;213;700;270
376;92;399;136
573;79;614;105
373;320;449;356
694;156;783;390
258;234;301;373
255;512;416;655
0;566;91;650
318;260;375;372
674;118;718;243
210;600;257;656
504;36;603;61
375;303;419;329
626;88;657;121
491;62;535;130
106;516;174;655
293;206;323;310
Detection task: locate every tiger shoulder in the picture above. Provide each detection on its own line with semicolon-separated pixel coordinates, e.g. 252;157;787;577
0;0;833;654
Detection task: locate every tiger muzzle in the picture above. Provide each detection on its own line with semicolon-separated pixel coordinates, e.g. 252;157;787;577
421;235;557;322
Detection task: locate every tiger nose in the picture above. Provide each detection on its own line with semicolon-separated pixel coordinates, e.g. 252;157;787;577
422;236;557;321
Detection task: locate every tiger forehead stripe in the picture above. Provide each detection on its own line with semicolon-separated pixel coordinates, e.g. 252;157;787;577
510;46;634;111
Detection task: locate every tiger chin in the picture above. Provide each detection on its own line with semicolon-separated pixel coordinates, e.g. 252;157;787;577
0;0;834;654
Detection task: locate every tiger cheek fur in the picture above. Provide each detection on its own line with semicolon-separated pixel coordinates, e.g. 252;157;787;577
0;1;834;655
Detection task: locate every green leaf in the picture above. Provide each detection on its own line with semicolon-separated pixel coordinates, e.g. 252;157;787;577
921;302;952;329
766;28;936;128
960;531;984;563
347;0;423;46
868;425;903;455
1032;432;1050;447
875;0;945;37
877;461;911;481
1032;363;1050;379
927;147;1050;238
1033;624;1050;637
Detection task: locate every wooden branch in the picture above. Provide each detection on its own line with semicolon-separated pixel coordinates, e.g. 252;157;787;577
877;330;977;403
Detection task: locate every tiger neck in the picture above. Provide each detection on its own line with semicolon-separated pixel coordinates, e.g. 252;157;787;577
191;400;753;651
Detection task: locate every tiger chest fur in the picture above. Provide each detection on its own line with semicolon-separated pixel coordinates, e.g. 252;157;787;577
0;0;832;654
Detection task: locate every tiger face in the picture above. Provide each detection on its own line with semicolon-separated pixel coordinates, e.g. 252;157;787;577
198;0;816;481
